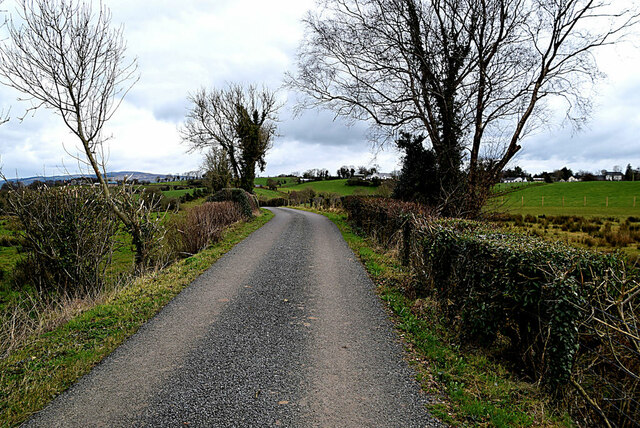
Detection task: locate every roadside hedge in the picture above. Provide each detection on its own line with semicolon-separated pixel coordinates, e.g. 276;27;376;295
344;196;639;427
207;188;259;218
342;196;431;255
259;197;288;207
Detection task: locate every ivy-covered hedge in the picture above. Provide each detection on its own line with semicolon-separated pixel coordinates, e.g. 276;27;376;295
342;196;431;251
344;196;639;426
259;197;288;207
207;188;259;218
412;219;617;384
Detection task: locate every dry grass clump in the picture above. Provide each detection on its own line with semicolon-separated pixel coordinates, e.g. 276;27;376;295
171;201;243;256
0;289;106;357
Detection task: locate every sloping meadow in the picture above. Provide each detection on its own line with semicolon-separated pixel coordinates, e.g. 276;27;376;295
343;196;639;427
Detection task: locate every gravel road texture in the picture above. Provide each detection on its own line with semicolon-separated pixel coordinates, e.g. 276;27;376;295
24;207;443;427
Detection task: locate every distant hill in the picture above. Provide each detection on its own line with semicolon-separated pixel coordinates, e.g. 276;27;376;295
1;171;189;186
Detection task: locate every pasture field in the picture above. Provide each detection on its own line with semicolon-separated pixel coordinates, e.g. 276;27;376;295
489;181;640;218
146;180;191;187
491;213;640;261
0;217;23;305
255;178;382;198
489;182;640;261
254;176;299;187
161;187;205;199
287;179;380;195
253;187;287;199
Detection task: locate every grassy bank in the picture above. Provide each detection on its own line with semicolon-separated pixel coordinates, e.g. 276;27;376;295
302;208;572;427
0;210;273;427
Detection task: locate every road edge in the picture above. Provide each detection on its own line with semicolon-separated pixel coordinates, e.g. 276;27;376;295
0;210;274;428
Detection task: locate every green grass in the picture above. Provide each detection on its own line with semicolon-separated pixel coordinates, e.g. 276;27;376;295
288;179;380;195
254;176;298;187
255;178;382;198
300;207;573;427
489;181;640;218
146;180;191;187
0;218;22;307
254;187;288;199
0;210;274;427
161;187;205;199
0;247;18;277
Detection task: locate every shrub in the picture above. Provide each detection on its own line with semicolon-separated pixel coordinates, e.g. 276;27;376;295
8;186;119;295
346;177;370;186
170;201;243;256
260;197;288;207
207;188;258;218
342;196;432;259
288;188;316;205
581;223;599;234
140;187;179;212
0;235;21;247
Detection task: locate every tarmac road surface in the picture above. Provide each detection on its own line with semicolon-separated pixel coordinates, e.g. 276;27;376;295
24;207;443;427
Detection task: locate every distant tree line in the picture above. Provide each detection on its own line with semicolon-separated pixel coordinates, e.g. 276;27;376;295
499;164;640;183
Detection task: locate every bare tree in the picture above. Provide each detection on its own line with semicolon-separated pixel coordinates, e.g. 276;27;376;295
0;0;160;267
201;146;233;192
180;83;280;192
287;0;639;216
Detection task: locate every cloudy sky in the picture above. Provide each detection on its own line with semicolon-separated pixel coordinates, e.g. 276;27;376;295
0;0;638;179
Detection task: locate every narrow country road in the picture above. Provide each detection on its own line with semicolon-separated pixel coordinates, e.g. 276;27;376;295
25;208;442;427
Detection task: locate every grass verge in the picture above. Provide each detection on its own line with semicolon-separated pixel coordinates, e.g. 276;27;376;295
0;209;273;428
301;207;573;427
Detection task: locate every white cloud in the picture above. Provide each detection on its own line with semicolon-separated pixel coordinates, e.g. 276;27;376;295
0;0;638;179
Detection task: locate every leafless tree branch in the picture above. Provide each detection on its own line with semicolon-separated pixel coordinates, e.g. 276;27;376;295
287;0;640;215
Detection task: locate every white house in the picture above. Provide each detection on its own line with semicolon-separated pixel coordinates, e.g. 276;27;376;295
502;177;524;183
368;172;393;180
567;176;580;182
604;171;624;181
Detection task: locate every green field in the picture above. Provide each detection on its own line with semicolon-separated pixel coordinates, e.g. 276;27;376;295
287;179;380;195
254;176;299;187
161;187;205;199
255;178;382;199
254;187;287;199
489;181;640;217
146;180;191;187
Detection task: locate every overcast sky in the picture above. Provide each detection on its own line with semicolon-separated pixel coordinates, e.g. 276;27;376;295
0;0;639;179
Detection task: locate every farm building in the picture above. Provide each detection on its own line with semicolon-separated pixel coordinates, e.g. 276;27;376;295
368;172;394;180
603;171;624;181
502;177;525;183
